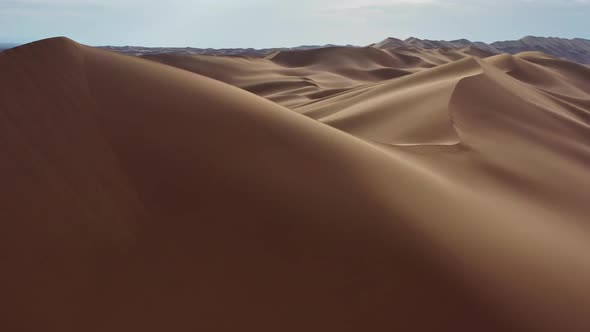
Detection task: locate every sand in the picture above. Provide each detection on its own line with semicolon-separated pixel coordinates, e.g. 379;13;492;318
1;37;590;331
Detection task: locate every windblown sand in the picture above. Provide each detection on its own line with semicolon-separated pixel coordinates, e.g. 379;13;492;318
1;37;590;331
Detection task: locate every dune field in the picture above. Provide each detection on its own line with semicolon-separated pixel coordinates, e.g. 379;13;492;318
1;37;590;331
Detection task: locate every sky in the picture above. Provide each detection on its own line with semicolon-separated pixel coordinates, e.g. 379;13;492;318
1;0;589;48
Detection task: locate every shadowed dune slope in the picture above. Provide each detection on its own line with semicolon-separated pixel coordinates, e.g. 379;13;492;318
2;37;590;331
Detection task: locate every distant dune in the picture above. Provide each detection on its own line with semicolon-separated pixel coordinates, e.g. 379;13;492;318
143;46;488;108
101;36;590;64
2;37;590;331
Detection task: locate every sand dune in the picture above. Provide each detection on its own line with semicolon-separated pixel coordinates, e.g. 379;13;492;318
2;37;590;331
144;46;490;109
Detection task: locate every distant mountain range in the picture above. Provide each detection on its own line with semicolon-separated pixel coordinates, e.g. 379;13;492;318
99;36;590;64
371;36;590;64
98;44;354;57
3;37;590;64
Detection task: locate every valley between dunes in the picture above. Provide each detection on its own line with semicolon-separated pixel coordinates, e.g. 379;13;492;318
1;37;590;331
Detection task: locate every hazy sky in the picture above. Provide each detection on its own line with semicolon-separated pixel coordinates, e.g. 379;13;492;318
1;0;589;47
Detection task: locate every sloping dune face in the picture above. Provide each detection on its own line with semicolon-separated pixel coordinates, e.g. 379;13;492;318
144;46;484;108
2;37;590;331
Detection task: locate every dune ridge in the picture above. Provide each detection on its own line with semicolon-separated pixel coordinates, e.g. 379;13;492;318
2;37;590;331
144;45;489;108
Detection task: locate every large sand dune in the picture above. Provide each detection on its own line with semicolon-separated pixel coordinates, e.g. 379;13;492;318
2;37;590;331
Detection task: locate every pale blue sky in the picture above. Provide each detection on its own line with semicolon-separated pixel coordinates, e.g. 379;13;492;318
1;0;589;47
